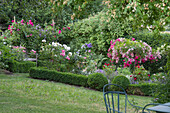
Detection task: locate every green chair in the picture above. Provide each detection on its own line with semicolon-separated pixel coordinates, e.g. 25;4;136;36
103;84;144;113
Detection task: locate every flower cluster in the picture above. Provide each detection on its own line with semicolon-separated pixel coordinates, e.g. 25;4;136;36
129;65;150;83
108;38;161;68
11;46;26;61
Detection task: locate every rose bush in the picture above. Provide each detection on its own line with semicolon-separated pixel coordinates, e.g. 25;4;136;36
107;38;162;82
108;38;161;68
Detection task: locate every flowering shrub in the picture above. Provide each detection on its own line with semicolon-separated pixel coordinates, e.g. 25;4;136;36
101;63;118;83
151;72;167;84
39;41;72;71
157;44;170;56
71;43;100;75
108;38;161;70
11;46;26;61
5;19;64;56
129;65;150;84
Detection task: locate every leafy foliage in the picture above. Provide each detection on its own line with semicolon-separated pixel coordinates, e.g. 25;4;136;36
153;50;170;103
0;0;53;27
30;67;88;87
127;83;159;96
0;43;16;69
111;75;130;90
87;73;108;91
103;0;169;32
67;12;132;55
8;61;36;73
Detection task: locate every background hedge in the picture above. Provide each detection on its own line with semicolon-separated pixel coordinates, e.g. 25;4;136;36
29;67;88;87
7;61;36;73
126;83;159;96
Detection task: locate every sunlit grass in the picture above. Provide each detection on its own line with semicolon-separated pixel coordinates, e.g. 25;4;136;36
0;73;153;113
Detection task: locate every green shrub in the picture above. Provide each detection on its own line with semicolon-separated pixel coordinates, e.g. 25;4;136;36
127;31;170;49
111;76;130;90
8;61;36;73
65;12;132;56
153;54;170;103
127;83;159;96
87;73;108;91
29;67;88;87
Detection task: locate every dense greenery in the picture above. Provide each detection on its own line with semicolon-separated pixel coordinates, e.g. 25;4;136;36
7;61;36;73
87;73;108;91
29;67;88;87
111;75;130;90
66;12;132;55
127;83;159;96
103;0;169;32
0;0;104;30
0;0;169;105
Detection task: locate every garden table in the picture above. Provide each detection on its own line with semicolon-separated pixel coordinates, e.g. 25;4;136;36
146;102;170;113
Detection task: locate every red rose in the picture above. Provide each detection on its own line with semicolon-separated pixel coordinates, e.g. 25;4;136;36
134;77;137;80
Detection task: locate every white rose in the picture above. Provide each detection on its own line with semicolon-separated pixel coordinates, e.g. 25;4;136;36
67;47;70;51
68;52;72;56
63;44;67;49
42;39;46;42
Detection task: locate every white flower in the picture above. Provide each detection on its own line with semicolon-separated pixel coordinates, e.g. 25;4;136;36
52;42;55;46
59;44;62;47
63;44;67;49
42;39;46;42
0;51;1;55
3;42;6;44
54;54;57;57
68;52;72;56
66;47;70;51
2;39;5;41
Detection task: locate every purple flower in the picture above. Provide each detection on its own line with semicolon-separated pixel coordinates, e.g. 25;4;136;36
95;69;105;74
86;43;92;48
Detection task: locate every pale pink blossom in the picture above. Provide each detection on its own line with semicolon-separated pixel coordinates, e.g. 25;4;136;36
66;56;70;60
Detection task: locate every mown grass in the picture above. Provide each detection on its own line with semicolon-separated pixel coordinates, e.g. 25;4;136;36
0;73;153;113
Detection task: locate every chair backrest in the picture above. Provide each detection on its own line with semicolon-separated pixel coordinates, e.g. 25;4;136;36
103;84;128;113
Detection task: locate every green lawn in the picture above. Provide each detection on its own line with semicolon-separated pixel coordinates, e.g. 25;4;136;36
0;73;153;113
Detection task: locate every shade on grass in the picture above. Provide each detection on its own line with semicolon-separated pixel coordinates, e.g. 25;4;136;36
0;73;153;113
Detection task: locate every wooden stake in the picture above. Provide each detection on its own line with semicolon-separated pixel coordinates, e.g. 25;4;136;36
14;16;16;23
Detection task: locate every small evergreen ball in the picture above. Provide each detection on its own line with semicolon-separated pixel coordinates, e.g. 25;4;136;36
87;73;108;91
111;75;130;90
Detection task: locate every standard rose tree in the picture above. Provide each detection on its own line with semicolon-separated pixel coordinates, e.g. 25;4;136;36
107;38;161;81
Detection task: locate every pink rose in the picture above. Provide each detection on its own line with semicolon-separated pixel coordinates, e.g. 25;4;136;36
58;30;61;34
132;38;135;41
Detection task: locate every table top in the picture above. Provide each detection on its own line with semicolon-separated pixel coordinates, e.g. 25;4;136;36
163;102;170;106
147;103;170;113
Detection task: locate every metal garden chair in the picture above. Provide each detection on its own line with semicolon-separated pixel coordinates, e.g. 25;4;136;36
103;84;146;113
